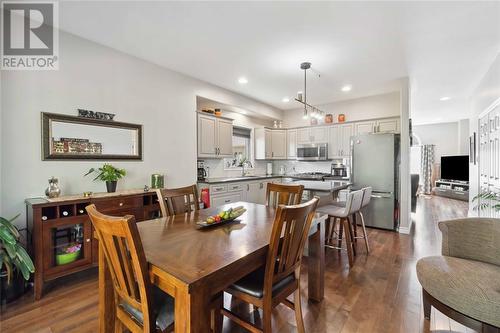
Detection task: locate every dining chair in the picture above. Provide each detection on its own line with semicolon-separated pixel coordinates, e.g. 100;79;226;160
265;183;304;208
317;189;364;267
221;197;320;333
156;184;199;217
86;204;175;333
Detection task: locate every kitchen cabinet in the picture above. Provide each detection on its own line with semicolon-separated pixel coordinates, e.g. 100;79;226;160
329;123;353;157
297;127;328;144
355;121;376;135
287;129;297;159
354;118;400;135
197;113;233;158
212;192;243;207
255;128;287;160
377;118;400;133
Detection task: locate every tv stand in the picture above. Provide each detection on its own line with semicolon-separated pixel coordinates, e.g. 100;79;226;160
432;179;469;201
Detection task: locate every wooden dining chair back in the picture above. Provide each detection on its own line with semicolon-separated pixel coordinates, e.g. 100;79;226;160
222;197;320;333
265;196;320;289
86;204;157;333
156;184;199;217
265;183;304;208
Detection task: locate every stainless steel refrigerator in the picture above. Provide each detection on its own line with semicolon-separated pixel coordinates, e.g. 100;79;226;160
351;133;400;230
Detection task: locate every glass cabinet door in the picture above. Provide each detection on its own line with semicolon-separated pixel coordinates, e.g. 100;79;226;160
43;219;92;274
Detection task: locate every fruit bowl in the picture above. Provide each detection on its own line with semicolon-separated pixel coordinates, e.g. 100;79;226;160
196;206;247;228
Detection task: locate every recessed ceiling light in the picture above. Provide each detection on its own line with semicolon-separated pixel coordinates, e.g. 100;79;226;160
238;77;248;84
282;97;290;103
240;110;247;115
341;85;352;92
440;96;451;101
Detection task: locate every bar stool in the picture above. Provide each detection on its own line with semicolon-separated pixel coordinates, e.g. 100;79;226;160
328;187;372;254
317;189;364;267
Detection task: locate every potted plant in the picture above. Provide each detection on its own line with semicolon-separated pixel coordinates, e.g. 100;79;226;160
85;164;126;193
0;214;35;304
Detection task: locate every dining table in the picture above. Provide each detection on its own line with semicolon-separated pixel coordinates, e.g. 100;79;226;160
98;201;328;333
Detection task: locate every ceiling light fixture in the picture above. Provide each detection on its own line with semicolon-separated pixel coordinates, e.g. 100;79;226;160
294;62;326;120
238;77;248;84
440;96;450;101
341;85;352;92
282;97;290;103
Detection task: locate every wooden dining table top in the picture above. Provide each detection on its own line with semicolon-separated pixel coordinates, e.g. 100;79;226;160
136;201;326;287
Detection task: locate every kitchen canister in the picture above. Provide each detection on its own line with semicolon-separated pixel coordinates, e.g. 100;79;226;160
151;174;165;189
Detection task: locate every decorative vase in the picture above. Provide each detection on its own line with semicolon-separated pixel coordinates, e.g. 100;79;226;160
45;177;61;198
151;174;164;189
325;114;333;123
338;114;346;122
106;181;117;193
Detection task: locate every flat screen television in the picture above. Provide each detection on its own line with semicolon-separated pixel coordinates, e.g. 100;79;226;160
441;155;469;182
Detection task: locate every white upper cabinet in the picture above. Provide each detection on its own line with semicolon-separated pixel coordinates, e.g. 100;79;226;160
271;130;287;159
197;113;233;159
198;114;217;157
297;128;310;144
329;123;354;158
354;118;400;135
377;118;400;133
255;128;287;160
297;127;328;144
355;121;377;135
286;129;297;159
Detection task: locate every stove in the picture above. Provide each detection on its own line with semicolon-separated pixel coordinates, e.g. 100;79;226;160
289;172;333;181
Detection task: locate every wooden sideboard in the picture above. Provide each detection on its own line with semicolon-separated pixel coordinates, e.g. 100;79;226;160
25;189;161;300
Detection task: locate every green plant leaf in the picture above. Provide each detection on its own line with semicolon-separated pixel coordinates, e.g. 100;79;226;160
0;225;16;245
16;245;35;273
13;257;30;281
83;168;96;177
3;242;17;259
0;216;20;239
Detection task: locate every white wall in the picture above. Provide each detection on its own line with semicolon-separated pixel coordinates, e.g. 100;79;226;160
283;92;400;128
413;122;460;162
469;53;500;215
1;31;283;225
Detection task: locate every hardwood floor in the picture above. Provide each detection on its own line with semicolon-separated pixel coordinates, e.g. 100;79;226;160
0;196;472;333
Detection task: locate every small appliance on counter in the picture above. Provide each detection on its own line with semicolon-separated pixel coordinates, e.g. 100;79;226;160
266;162;273;175
331;161;348;178
197;161;208;181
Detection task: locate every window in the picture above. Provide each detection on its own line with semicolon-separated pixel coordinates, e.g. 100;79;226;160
224;126;254;169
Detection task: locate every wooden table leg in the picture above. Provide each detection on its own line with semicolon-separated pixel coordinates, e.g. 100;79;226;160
98;243;115;333
308;220;325;302
174;284;212;333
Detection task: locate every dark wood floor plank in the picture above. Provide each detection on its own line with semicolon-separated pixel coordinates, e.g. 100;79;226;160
0;196;474;333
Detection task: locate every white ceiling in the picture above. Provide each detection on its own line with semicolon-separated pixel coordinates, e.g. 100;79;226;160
57;1;500;124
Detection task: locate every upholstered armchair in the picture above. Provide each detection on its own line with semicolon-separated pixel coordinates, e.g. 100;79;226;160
416;218;500;332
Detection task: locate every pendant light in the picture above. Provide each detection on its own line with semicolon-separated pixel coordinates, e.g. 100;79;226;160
294;62;326;120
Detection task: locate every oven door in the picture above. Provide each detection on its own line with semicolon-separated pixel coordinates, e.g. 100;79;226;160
296;144;327;161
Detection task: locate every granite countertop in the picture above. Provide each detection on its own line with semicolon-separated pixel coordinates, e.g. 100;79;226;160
198;174;283;184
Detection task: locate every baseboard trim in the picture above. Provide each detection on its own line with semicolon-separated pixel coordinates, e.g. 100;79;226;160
398;224;411;234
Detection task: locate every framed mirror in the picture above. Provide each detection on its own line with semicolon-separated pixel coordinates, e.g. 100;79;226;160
42;112;143;160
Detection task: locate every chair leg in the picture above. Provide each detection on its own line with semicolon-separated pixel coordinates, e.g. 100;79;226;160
347;216;356;256
352;214;358;243
342;218;354;267
293;288;305;333
326;217;335;245
337;219;343;251
422;289;431;320
358;212;370;253
262;304;272;333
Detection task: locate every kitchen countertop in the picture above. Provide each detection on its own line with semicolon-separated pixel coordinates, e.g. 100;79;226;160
198;174;283;184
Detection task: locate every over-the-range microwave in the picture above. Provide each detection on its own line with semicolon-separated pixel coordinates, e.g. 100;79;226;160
296;143;328;161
